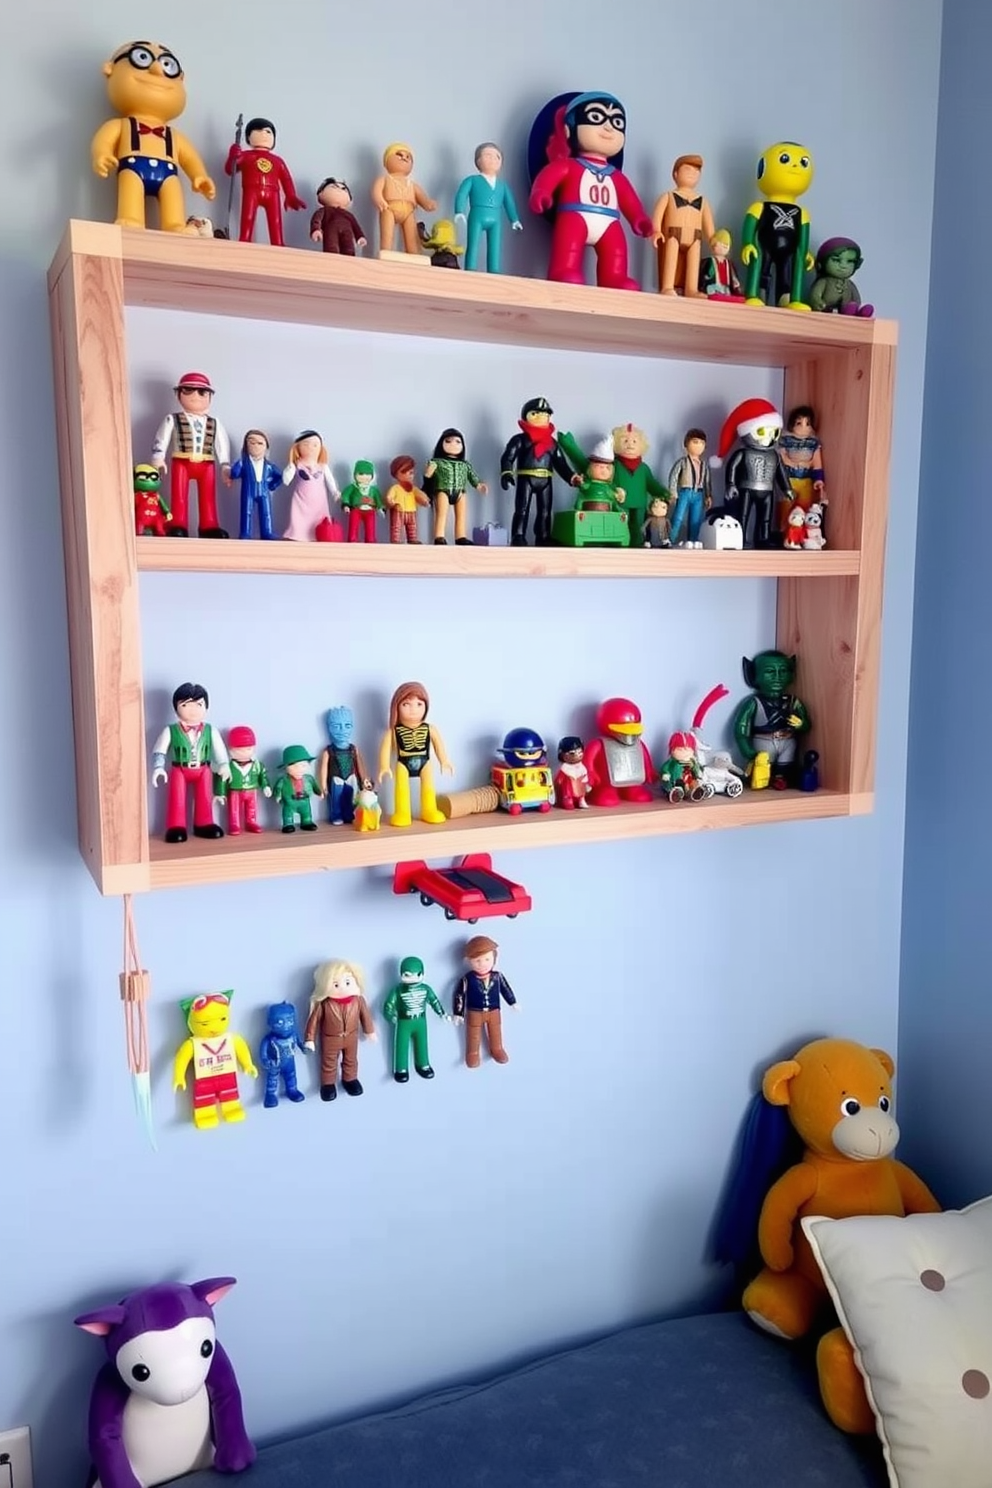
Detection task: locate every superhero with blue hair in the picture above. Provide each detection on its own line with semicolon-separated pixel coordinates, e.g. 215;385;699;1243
258;1002;307;1108
317;705;371;826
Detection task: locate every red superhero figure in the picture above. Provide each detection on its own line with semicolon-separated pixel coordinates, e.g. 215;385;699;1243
224;116;306;246
527;91;653;292
583;697;658;806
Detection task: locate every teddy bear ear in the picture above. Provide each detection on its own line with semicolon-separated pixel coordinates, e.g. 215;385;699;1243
762;1059;802;1105
870;1048;896;1078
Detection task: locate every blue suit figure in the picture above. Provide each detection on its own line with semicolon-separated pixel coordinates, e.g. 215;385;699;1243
317;705;371;825
259;1002;307;1107
453;142;523;274
229;429;282;540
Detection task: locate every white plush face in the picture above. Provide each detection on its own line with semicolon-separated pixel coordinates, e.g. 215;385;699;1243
831;1094;899;1161
115;1317;216;1405
703;514;744;550
805;509;822;530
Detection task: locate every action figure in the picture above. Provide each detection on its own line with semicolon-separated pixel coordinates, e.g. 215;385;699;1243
150;371;231;538
259;1002;307;1107
133;463;170;535
643;495;672;548
384;455;429;543
699;229;744;300
340;461;384;543
778;406;826;528
527;91;653;291
559;422;664;538
423;429;488;545
583;697;658;806
91;40;215;232
173;991;257;1130
554;736;591;808
561;435;625;510
305;961;376;1101
151;682;230;843
371;143;437;256
810;237;873;315
452;935;517;1068
317;706;369;826
500;397;574;546
667;428;713;548
229;429;281;540
382;956;448;1082
659;731;707;802
418;220;463;268
310;178;367;254
741;142;815;310
711;398;793;549
454;142;523;273
272;745;321;831
378;681;452;828
800;749;821;792
224;116;305;246
282;429;339;541
215;724;271;835
732;650;812;790
651;154;716;298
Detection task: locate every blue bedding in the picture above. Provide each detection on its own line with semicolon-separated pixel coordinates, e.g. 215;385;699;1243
196;1310;886;1487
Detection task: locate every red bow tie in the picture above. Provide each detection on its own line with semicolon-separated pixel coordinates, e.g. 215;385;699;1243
138;123;167;138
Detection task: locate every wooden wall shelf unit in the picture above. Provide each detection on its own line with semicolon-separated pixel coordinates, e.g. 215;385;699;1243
48;220;896;896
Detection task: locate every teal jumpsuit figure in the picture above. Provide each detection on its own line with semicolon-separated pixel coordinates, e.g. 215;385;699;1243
273;745;322;832
453;142;523;273
383;956;448;1083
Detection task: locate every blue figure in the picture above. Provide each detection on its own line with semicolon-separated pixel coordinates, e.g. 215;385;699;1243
229;430;282;540
317;706;370;826
799;749;820;793
453;142;523;274
259;1002;307;1107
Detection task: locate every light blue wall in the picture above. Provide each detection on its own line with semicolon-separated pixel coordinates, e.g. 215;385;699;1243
899;0;990;1207
0;3;942;1480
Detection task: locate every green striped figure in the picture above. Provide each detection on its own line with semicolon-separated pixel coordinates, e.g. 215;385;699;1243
383;956;448;1083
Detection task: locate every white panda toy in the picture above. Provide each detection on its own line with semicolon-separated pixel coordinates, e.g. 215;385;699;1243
701;510;744;550
802;503;827;550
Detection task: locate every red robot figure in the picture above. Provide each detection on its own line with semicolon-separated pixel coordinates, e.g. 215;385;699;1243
527;91;653;292
224;116;306;246
583;698;658;806
150;371;231;538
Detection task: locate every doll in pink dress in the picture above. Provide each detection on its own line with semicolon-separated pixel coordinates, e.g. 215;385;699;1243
282;429;339;541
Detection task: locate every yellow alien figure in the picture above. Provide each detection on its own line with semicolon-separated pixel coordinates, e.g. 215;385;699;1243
740;142;815;310
173;991;257;1130
91;40;216;231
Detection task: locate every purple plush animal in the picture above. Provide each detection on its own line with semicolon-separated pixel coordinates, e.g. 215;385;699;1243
74;1278;256;1488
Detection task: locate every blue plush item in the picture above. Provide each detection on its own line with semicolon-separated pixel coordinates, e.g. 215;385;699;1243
711;1089;804;1270
190;1312;884;1488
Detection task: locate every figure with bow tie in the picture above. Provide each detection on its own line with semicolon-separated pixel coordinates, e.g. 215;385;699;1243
151;682;231;844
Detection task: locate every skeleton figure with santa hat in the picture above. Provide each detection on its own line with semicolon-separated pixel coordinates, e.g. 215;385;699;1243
710;397;793;549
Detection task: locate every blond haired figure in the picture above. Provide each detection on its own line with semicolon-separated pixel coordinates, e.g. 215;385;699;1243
371;143;437;255
304;961;376;1102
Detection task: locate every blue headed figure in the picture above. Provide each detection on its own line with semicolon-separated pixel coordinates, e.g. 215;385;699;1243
323;705;367;826
259;1001;306;1108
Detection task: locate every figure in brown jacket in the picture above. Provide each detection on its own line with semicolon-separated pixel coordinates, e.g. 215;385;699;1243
304;960;376;1101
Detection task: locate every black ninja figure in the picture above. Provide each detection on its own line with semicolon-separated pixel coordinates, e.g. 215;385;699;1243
499;397;574;546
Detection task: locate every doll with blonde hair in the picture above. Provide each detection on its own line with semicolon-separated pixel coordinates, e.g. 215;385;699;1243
304;960;376;1101
282;428;339;541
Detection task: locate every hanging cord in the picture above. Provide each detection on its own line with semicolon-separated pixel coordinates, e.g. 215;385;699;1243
120;894;151;1079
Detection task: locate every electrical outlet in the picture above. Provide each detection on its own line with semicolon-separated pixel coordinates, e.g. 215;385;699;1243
0;1427;33;1488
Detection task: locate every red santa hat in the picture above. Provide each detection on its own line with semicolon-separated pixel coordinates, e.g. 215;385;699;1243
709;397;782;468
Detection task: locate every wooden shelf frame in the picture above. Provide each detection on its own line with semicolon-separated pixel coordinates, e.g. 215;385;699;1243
48;221;896;895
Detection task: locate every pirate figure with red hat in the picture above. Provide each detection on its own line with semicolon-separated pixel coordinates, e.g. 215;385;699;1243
151;371;231;537
215;725;272;835
711;397;793;549
499;397;575;546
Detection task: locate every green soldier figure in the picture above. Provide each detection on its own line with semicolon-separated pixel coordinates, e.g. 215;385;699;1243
272;745;322;832
383;955;448;1083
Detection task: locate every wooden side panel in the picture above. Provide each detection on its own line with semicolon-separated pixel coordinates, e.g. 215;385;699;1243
49;249;149;892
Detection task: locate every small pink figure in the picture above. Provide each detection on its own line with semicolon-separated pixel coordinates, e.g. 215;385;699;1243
282;429;339;541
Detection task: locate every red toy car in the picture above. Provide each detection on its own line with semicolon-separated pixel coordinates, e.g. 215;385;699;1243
392;853;532;923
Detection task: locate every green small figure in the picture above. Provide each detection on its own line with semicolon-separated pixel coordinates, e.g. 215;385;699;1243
732;651;812;791
558;424;666;536
809;237;873;317
340;460;385;543
383;955;448;1084
561;434;627;510
133;462;172;536
273;745;322;832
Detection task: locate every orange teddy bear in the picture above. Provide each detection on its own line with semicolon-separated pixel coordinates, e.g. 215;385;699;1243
742;1037;940;1433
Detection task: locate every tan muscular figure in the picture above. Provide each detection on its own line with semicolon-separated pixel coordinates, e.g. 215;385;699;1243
651;154;716;297
371;143;437;255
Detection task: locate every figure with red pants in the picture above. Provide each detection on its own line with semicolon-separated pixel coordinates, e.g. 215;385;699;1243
340;460;384;542
527;91;653;291
151;682;231;843
583;697;658;806
215;725;272;835
224;116;306;246
151;371;231;538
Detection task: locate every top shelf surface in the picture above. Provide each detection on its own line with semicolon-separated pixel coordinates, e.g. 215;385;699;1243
51;220;898;368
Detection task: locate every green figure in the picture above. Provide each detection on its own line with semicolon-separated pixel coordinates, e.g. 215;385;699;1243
272;745;322;832
383;956;448;1083
340;459;384;542
732;651;811;791
558;425;667;537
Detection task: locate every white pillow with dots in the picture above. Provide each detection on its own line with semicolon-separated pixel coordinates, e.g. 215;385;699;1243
804;1198;992;1488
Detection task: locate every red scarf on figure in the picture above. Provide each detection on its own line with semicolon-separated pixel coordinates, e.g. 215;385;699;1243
616;455;643;475
521;420;556;458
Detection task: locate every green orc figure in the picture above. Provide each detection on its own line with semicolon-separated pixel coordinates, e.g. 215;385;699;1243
809;237;873;317
383;956;449;1083
733;651;812;790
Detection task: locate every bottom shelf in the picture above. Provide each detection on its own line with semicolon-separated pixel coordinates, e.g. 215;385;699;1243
128;789;867;894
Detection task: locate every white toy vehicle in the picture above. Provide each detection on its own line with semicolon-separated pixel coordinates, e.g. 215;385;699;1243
695;740;745;797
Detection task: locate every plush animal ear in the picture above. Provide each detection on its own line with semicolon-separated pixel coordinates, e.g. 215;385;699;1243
191;1277;237;1307
870;1048;896;1078
762;1059;802;1106
74;1305;126;1336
